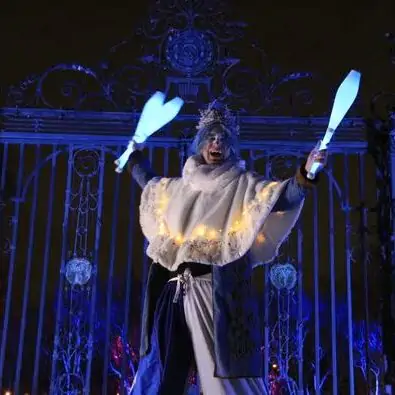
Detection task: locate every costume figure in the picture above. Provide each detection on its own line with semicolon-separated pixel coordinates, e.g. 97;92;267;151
128;102;327;395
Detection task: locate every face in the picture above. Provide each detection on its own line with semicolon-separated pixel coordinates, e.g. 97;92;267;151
200;127;232;165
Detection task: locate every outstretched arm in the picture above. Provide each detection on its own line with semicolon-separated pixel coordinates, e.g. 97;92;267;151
127;150;157;189
272;164;318;211
272;146;328;212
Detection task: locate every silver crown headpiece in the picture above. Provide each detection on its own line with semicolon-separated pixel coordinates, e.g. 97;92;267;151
189;100;240;158
196;101;240;135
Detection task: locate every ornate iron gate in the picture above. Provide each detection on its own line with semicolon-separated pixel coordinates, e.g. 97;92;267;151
0;1;391;394
0;114;382;394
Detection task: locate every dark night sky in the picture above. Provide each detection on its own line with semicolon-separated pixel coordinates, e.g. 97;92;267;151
1;2;395;108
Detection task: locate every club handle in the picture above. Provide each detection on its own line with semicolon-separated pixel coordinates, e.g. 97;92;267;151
114;140;136;173
307;162;321;180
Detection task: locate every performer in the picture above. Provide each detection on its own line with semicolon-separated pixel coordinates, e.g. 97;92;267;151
128;102;327;395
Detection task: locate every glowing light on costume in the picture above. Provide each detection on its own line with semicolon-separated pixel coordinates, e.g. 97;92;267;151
114;91;184;173
208;230;218;240
175;234;184;244
256;233;266;243
154;180;280;246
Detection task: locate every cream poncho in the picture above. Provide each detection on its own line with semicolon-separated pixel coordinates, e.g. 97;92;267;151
140;155;304;271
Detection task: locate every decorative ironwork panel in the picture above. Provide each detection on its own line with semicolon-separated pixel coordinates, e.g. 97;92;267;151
247;147;382;394
0;143;149;394
1;0;339;117
0;130;383;395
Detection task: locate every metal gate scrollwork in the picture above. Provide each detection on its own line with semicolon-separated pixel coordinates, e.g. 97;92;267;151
49;148;104;395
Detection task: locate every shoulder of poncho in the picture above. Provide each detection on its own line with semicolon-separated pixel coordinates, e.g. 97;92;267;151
145;176;181;188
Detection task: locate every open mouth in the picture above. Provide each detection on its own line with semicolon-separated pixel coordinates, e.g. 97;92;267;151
209;150;223;160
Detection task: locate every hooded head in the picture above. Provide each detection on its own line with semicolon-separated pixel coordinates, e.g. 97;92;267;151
189;101;240;165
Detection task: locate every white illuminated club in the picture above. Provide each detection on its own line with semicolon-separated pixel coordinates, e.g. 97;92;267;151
307;69;361;179
114;91;184;173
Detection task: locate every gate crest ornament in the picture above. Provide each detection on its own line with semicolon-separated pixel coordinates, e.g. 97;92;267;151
165;29;216;75
65;257;93;286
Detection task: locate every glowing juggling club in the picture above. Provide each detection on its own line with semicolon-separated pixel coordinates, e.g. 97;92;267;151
114;91;184;173
307;69;361;179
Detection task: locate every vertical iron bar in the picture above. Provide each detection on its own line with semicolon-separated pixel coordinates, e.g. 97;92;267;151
297;216;304;394
285;291;291;374
14;144;41;393
313;187;320;394
102;147;122;394
0;144;25;388
343;154;355;394
84;148;105;394
120;163;137;393
140;147;153;320
248;150;254;171
277;291;282;373
328;159;338;394
32;146;58;395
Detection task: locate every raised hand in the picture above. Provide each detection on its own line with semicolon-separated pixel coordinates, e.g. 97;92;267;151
305;141;328;178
